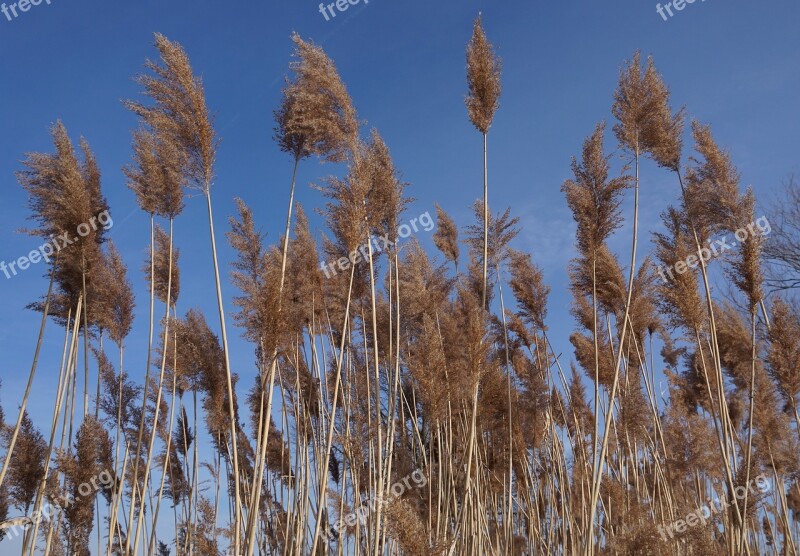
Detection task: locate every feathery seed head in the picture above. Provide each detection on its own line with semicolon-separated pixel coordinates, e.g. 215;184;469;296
433;204;460;268
466;15;502;134
275;33;359;162
128;33;216;190
124;128;186;218
612;52;684;169
562;122;631;256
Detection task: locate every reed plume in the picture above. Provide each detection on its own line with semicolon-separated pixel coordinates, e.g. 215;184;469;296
563;123;631;257
465;14;501;313
124;127;186;218
275;33;359;162
767;299;800;422
433;204;460;270
466;15;501;136
1;412;46;514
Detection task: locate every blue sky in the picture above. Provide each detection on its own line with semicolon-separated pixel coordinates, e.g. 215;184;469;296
0;0;798;549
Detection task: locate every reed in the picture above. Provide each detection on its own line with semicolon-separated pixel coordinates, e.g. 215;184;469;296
0;21;798;556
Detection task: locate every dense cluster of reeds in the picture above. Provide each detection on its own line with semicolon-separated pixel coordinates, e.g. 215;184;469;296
1;16;798;556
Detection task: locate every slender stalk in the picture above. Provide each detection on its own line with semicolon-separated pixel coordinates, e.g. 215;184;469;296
148;337;180;555
587;141;640;552
309;263;356;555
739;307;758;553
244;154;301;555
129;218;175;556
82;251;90;418
24;299;81;556
481;132;489;310
204;188;243;554
128;214;157;542
0;260;56;489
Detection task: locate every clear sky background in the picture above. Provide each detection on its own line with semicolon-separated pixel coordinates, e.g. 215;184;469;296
0;0;798;551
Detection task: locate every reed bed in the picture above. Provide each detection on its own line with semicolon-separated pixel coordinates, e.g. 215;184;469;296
0;16;798;556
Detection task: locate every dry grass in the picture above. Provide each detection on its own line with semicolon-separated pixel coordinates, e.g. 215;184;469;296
0;19;799;556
